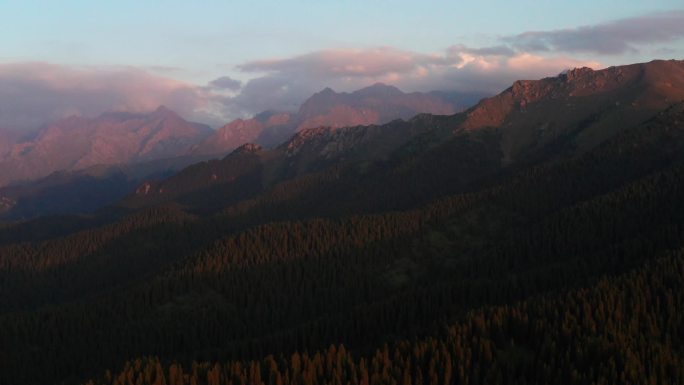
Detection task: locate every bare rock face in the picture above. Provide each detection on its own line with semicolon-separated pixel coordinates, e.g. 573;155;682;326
296;83;457;131
191;112;292;156
465;60;684;129
563;67;594;81
459;60;684;163
297;105;381;131
284;127;332;156
0;106;213;187
234;143;263;154
283;126;376;160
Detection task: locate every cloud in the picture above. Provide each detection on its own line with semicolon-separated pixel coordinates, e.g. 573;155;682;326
0;50;601;131
0;62;216;129
448;44;516;57
223;48;447;115
208;76;242;91
223;46;598;116
223;11;684;116
3;11;677;129
436;53;600;94
503;10;684;55
239;47;444;77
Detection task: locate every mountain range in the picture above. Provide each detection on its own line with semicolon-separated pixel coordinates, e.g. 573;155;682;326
121;60;684;213
2;59;684;385
0;84;474;219
0;106;213;187
191;83;476;154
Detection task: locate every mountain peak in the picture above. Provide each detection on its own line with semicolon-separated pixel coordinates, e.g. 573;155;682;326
561;67;595;81
283;126;331;154
221;142;263;159
301;87;338;104
153;105;180;119
233;142;263;154
196;82;473;155
306;87;337;100
254;110;292;125
254;110;279;122
460;59;684;161
0;104;213;186
355;82;403;97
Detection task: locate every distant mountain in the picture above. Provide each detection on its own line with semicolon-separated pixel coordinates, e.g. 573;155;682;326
295;83;456;130
191;83;482;155
0;106;213;187
191;111;293;156
0;84;480;217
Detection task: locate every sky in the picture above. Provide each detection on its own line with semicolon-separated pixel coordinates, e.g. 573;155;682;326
1;0;683;128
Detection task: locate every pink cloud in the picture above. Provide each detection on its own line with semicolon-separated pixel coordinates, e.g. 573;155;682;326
507;54;601;74
226;10;684;116
0;49;603;132
0;62;213;129
1;11;679;130
238;47;440;78
228;46;601;116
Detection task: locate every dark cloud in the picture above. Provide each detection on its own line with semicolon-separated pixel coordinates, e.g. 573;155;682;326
503;10;684;55
208;76;242;91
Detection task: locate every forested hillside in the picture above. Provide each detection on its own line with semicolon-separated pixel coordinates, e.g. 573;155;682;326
1;60;684;385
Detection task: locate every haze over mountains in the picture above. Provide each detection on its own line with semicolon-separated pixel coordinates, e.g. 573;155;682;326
191;83;475;154
0;107;213;187
3;60;683;221
0;84;472;219
2;59;682;220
